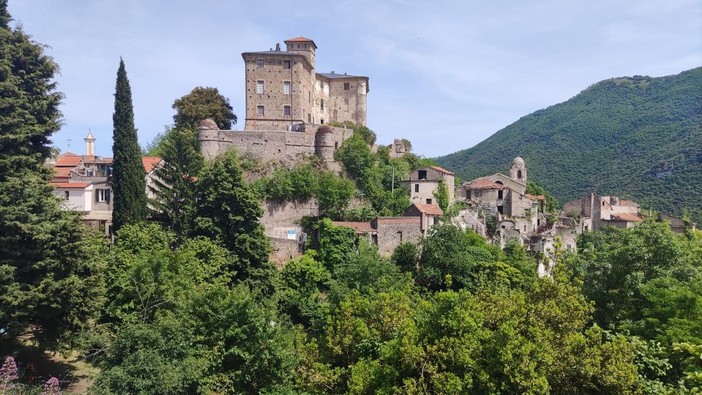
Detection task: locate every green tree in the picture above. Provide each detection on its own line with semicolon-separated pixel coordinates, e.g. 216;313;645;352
193;150;272;285
148;128;203;242
317;172;354;220
0;2;105;349
173;86;237;130
111;58;146;233
433;178;450;212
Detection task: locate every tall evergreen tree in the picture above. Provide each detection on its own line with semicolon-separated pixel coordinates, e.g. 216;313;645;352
193;150;271;284
148;128;203;242
111;58;146;233
0;1;105;349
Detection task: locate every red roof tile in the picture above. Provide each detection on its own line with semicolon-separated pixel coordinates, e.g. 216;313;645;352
412;203;443;216
285;36;315;42
610;213;643;222
50;182;90;189
428;165;455;175
142;157;162;173
465;179;504;190
55;153;82;167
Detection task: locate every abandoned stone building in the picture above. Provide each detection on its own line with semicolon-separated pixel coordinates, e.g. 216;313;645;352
408;166;456;206
563;193;643;231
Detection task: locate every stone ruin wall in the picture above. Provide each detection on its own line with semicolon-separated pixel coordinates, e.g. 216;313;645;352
199;123;353;167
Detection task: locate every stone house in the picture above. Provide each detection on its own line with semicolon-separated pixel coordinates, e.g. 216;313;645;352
408;166;455;206
563;193;643;231
332;203;443;257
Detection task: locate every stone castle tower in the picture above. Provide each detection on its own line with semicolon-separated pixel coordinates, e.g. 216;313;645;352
241;37;369;130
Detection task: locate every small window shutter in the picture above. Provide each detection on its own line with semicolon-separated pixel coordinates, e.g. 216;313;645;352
106;189;111;203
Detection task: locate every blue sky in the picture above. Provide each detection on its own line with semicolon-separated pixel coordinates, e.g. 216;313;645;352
9;0;702;158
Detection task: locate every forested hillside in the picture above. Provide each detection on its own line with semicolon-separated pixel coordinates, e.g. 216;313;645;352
436;68;702;222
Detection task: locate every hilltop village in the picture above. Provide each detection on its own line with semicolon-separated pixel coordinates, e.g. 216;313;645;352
6;4;700;388
46;36;689;273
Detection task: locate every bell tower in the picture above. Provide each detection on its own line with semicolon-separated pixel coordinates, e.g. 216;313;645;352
509;156;527;184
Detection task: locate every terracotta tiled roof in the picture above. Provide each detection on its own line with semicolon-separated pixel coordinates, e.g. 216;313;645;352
50;182;90;189
142;157;162;173
55;153;82;167
465;179;504;189
412;203;443;216
609;213;643;222
428;165;455;175
285;36;315;43
53;167;73;178
332;221;375;234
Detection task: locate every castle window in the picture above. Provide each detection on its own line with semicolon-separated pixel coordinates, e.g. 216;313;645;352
344;82;350;90
308;113;311;122
414;184;419;193
284;105;291;116
256;81;264;94
283;60;291;69
498;190;503;199
320;119;324;124
257;106;265;116
320;99;324;110
283;81;291;95
517;170;522;179
256;59;264;68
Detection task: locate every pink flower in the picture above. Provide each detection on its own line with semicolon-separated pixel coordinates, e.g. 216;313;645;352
42;376;62;395
0;356;19;383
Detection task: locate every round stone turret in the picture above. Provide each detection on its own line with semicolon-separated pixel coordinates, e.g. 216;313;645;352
198;119;220;160
315;125;335;162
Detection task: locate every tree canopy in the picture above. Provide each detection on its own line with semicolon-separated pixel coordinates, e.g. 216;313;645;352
172;86;237;130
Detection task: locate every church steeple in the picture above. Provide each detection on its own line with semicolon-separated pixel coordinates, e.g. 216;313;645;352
84;131;95;156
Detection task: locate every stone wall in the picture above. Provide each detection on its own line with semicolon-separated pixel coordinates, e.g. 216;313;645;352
373;217;422;256
199;123;353;166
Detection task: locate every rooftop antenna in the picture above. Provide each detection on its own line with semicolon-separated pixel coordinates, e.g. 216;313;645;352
66;137;72;152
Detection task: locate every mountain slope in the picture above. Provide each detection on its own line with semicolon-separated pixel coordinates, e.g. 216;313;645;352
435;67;702;223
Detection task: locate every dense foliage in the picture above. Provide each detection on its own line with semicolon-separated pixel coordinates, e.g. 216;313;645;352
111;59;147;232
172;86;237;130
3;4;700;393
435;68;702;223
0;1;105;351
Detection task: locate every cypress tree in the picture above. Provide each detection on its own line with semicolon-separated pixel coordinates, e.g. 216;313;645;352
111;58;146;233
0;0;105;349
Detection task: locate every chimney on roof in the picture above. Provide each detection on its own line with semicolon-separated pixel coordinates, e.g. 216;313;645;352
84;131;95;156
275;43;280;51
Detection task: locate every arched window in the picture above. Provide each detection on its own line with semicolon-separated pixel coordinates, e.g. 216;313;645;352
517;170;522;179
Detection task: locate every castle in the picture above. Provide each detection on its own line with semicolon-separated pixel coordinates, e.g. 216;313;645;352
199;37;369;166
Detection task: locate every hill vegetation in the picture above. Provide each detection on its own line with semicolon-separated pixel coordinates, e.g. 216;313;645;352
435;68;702;223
